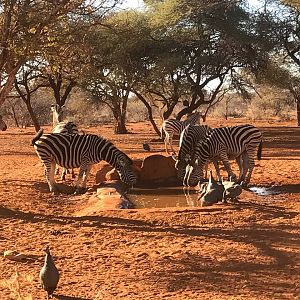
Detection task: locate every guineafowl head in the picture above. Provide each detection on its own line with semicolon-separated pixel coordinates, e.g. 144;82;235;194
43;245;51;255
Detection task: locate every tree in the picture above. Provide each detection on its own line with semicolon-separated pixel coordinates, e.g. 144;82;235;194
255;0;300;125
0;0;120;108
129;0;266;133
82;10;145;134
14;61;49;131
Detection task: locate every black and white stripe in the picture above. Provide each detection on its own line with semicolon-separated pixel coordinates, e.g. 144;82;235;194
175;124;214;185
161;112;202;154
184;124;262;186
32;130;137;193
52;121;79;180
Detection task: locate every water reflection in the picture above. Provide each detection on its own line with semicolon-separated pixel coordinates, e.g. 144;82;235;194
249;186;282;196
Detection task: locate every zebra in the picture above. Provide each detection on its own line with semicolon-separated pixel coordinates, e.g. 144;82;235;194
161;111;202;155
175;124;246;186
32;130;137;194
0;115;7;131
174;124;214;185
183;124;263;187
51;104;79;180
53;121;80;180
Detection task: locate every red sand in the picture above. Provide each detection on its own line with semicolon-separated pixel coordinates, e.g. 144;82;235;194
0;118;299;300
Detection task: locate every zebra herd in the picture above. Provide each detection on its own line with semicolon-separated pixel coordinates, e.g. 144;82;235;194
31;106;262;195
162;112;263;187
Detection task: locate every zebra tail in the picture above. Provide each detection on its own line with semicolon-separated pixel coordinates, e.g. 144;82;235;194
257;140;263;160
31;129;44;146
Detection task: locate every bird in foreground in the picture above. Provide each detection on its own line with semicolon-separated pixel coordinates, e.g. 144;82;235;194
142;143;151;151
39;245;60;299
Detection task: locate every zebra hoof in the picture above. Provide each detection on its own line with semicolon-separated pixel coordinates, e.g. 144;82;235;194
74;187;87;195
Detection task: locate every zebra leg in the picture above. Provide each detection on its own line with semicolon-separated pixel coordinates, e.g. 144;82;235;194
164;133;170;154
82;165;93;189
169;134;176;155
220;153;237;181
212;159;221;181
55;166;60;175
44;160;58;193
60;168;68;181
74;163;91;193
239;153;249;184
243;155;255;186
235;154;244;182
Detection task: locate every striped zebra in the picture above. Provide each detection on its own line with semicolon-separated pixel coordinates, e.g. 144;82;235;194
161;111;202;155
53;121;79;180
175;124;215;185
184;124;263;187
0;115;7;131
32;130;137;194
51;104;79;180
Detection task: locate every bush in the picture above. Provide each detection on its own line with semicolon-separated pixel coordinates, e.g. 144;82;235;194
246;93;296;121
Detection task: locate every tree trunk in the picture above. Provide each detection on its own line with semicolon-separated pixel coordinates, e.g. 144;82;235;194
114;115;128;134
25;102;40;132
10;105;19;127
133;90;161;136
14;79;41;131
297;98;300;126
113;105;128;134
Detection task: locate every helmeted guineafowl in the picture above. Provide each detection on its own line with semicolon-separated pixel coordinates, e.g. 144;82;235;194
39;245;59;299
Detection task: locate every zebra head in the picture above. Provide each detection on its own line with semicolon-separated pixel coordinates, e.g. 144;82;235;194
0;115;7;131
115;157;137;186
183;159;203;186
51;104;66;123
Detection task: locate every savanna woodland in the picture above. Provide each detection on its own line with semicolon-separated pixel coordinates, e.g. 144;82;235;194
0;0;299;299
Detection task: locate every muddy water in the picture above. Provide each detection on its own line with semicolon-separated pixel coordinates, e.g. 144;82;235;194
128;187;199;208
128;185;288;209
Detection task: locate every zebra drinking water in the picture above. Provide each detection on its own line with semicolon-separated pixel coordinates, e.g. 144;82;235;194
184;124;263;187
32;130;137;194
174;124;214;185
161;111;203;155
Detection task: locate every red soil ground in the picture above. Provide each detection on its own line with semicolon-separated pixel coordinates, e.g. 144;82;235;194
0;118;299;300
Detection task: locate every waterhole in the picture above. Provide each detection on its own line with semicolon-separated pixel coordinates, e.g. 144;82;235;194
249;186;283;196
128;187;199;208
127;185;290;209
